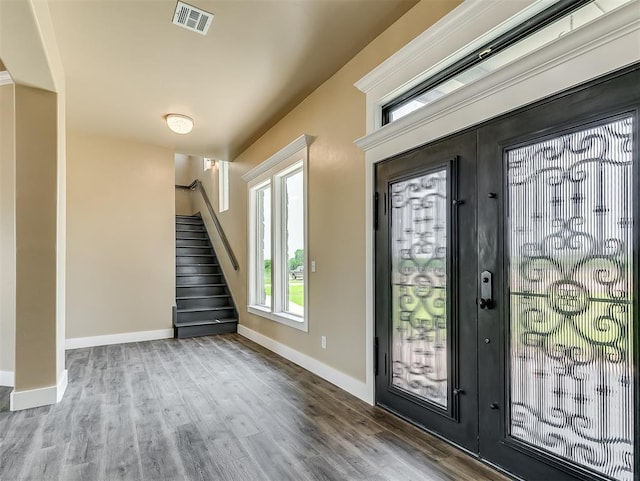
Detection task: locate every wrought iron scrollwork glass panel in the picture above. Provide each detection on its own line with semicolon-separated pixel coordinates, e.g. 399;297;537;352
507;117;634;480
390;168;449;409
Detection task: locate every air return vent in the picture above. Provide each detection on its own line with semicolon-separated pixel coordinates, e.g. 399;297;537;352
172;1;213;35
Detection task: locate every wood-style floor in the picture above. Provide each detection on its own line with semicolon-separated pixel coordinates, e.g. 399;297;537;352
0;334;509;481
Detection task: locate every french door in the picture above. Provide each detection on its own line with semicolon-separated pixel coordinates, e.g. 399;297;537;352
375;66;639;480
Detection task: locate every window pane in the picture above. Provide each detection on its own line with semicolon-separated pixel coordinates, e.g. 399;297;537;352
391;168;449;409
507;117;634;480
284;169;304;316
219;160;229;212
387;0;633;123
255;186;271;308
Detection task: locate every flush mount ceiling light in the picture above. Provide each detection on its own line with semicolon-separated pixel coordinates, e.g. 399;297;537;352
165;114;194;134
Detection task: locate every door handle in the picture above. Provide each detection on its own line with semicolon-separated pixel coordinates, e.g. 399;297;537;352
479;270;493;309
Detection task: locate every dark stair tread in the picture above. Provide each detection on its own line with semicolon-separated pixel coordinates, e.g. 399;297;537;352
174;318;237;327
176;294;229;300
177;307;235;313
176;263;218;266
177;260;217;264
176;272;222;277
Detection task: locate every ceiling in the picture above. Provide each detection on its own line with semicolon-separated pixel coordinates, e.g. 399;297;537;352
46;0;418;160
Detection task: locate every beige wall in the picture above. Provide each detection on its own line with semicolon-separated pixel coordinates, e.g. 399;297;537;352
66;131;175;339
174;153;194;216
196;0;462;382
0;82;15;379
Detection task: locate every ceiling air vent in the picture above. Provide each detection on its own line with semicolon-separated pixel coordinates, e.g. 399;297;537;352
172;1;213;36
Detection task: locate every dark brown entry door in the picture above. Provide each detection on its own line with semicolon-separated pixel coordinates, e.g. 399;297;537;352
477;68;639;481
375;129;479;453
375;66;639;481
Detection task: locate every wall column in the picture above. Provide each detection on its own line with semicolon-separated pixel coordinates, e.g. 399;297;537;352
10;84;66;410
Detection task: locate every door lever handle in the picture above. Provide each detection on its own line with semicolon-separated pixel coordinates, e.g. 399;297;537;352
479;271;493;310
479;298;493;309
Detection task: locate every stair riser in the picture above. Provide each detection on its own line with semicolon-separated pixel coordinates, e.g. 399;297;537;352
176;265;221;275
177;275;223;285
176;285;227;297
177;255;217;265
176;231;207;240
176;224;205;232
177;308;236;323
176;247;212;256
177;297;231;309
174;322;237;338
176;238;210;247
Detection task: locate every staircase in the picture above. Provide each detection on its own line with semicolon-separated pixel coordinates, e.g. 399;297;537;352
174;214;238;338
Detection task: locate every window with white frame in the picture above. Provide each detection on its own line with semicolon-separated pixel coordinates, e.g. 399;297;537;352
218;160;229;212
244;135;311;331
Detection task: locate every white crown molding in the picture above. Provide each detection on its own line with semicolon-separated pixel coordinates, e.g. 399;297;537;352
0;370;14;387
0;71;12;85
10;369;67;411
355;0;495;94
242;134;314;183
65;328;173;350
354;0;557;97
238;324;372;405
356;4;640;154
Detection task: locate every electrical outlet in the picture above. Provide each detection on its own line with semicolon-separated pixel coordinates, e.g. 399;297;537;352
311;261;316;272
321;336;327;349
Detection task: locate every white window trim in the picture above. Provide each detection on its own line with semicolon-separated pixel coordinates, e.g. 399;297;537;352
354;0;640;405
245;135;313;332
248;179;271;309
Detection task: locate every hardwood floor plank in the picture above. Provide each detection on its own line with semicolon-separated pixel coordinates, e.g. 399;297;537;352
102;404;143;481
239;432;314;481
219;456;270;481
60;461;101;481
65;395;106;466
0;413;45;480
173;422;224;481
18;445;67;481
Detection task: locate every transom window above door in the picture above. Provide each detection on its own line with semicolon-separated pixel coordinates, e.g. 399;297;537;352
382;0;635;125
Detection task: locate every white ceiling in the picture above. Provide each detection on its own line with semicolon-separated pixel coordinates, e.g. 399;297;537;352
46;0;417;159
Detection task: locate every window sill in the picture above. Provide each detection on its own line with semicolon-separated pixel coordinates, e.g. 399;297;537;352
248;305;308;332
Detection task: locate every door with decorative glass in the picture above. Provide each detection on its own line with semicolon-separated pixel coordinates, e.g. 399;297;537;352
375;67;639;480
477;68;638;481
375;129;479;452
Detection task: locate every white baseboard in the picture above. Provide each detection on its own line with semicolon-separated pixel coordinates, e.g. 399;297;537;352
10;369;68;411
66;328;173;350
237;325;373;405
56;369;68;403
0;370;14;387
